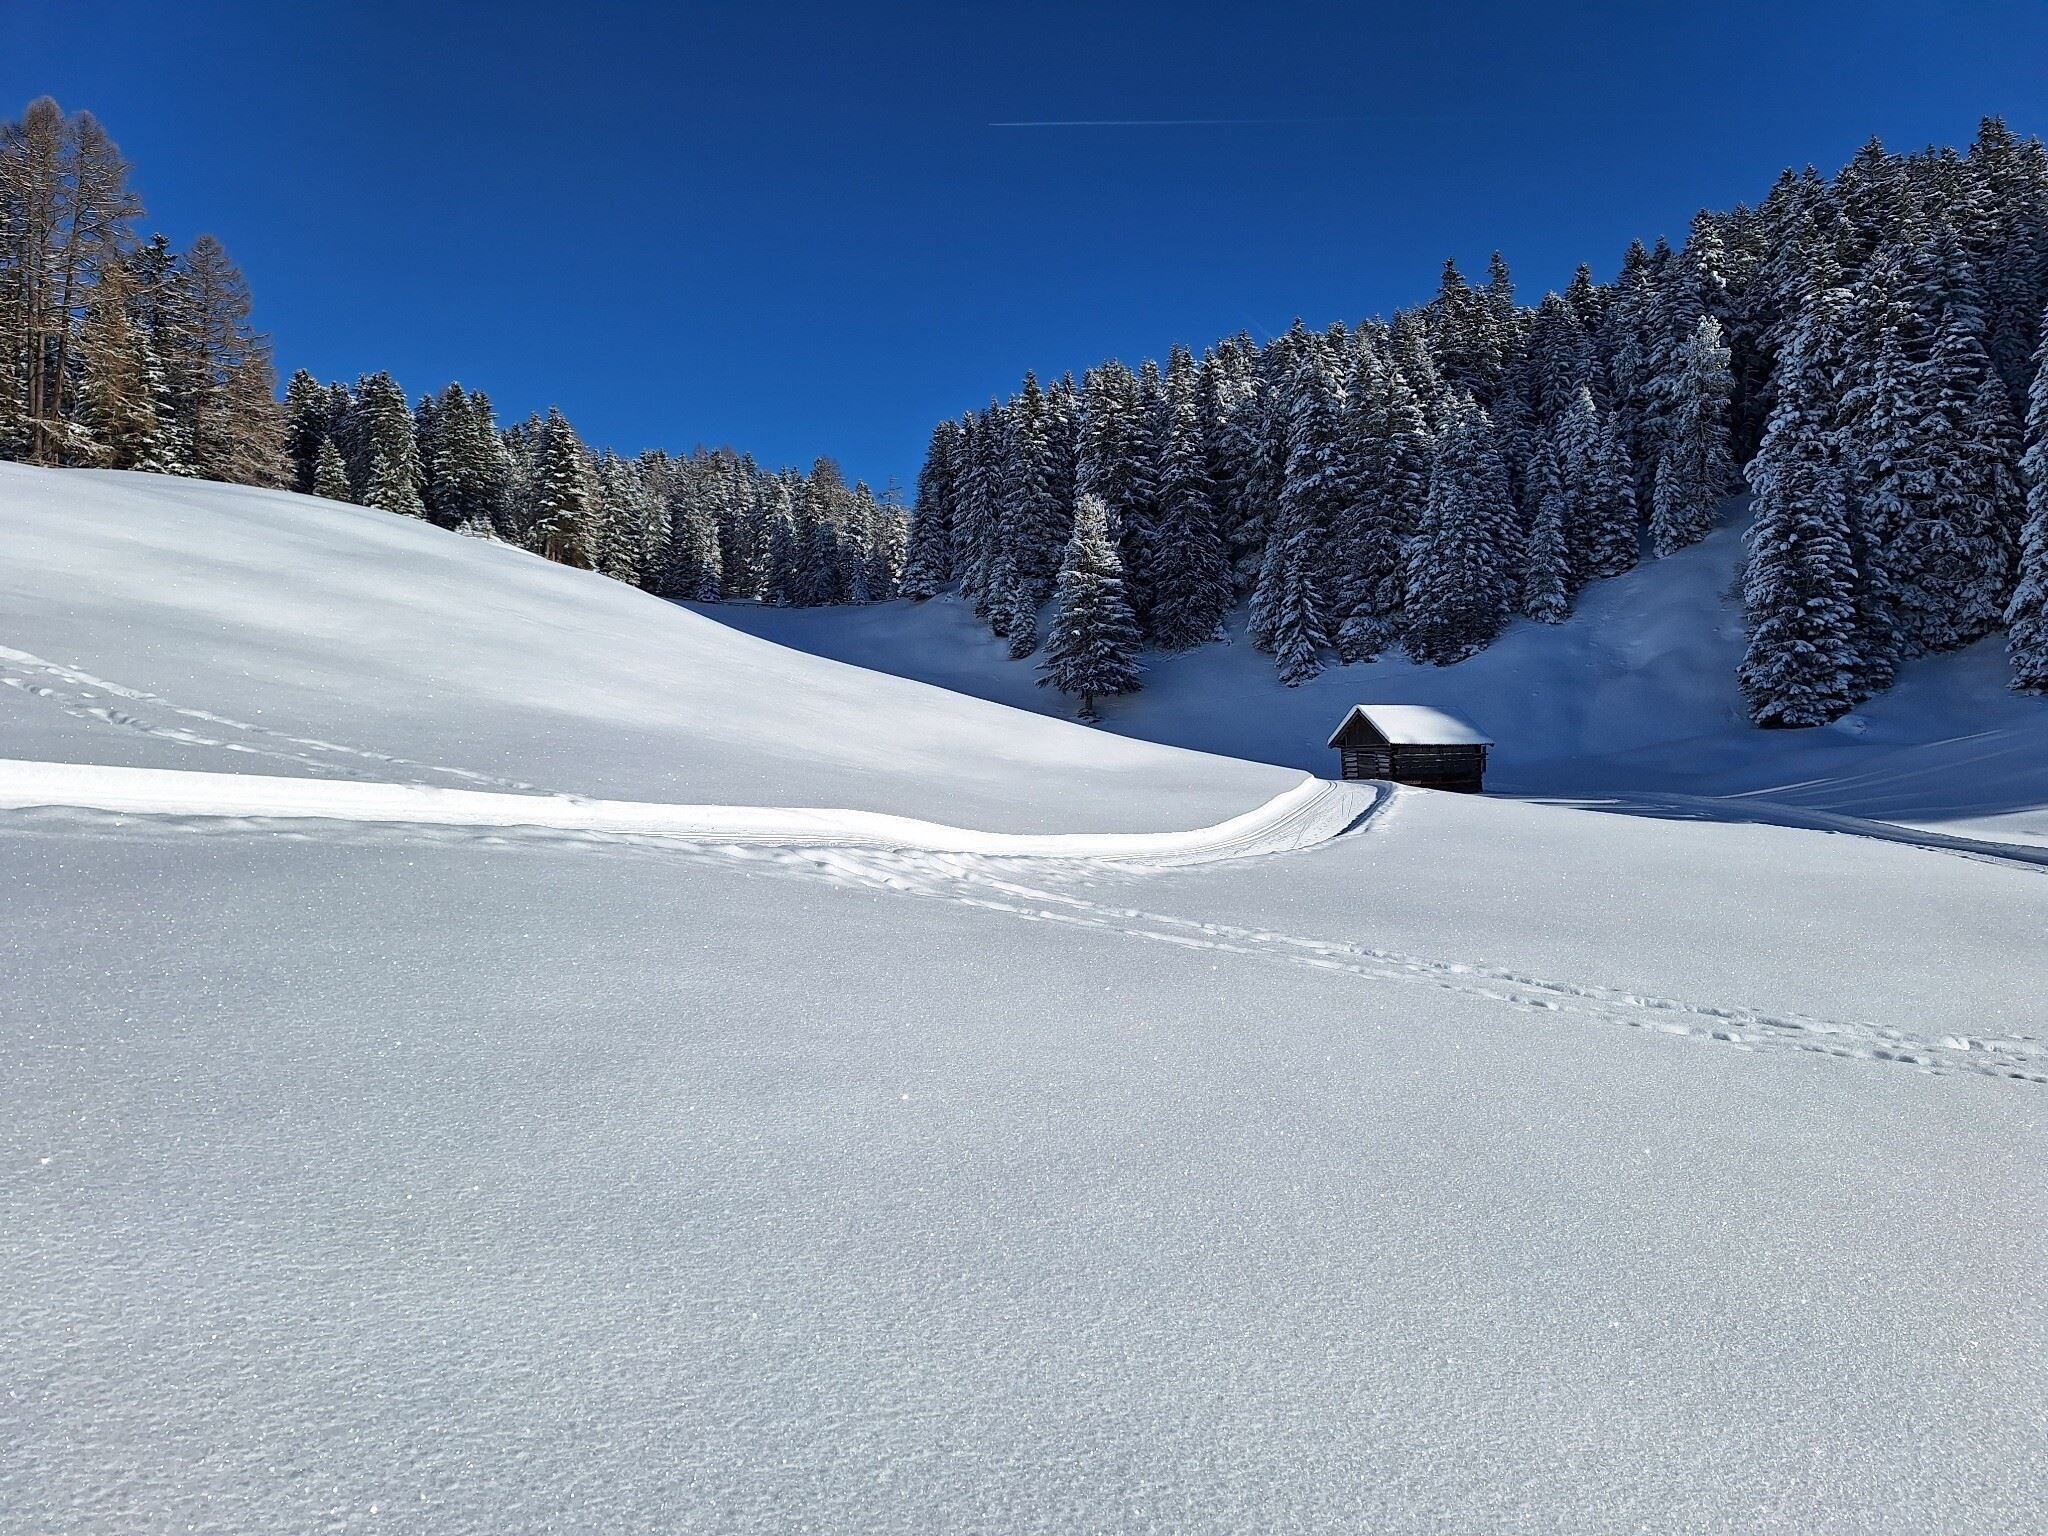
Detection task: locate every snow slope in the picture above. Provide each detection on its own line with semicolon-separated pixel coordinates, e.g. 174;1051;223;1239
2;467;2043;1534
0;464;1291;833
703;505;2048;847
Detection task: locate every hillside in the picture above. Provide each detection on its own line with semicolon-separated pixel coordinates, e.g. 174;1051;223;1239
2;468;2042;1534
0;464;1289;834
707;502;2048;850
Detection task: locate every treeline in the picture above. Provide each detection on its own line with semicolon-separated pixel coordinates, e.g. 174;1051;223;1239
0;97;904;609
280;374;906;604
907;118;2048;725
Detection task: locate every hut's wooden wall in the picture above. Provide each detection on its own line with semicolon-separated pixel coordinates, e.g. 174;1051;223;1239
1339;744;1486;792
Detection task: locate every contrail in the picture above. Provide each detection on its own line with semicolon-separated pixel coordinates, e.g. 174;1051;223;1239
988;117;1336;128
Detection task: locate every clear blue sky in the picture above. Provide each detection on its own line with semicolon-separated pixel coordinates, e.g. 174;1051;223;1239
8;0;2045;489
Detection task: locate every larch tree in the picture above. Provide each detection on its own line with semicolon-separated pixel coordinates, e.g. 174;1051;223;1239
173;235;283;486
0;98;140;465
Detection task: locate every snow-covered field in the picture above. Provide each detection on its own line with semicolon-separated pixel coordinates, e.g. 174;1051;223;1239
3;466;2043;1534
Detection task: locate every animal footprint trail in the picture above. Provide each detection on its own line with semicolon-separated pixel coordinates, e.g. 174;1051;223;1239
0;644;542;793
772;845;2048;1087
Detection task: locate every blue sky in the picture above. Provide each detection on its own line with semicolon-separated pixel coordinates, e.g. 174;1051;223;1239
7;0;2046;489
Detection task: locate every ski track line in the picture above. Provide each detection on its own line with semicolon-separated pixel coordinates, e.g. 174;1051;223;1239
0;644;542;792
0;756;1373;865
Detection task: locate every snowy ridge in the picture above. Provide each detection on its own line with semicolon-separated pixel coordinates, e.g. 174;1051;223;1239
0;758;1376;865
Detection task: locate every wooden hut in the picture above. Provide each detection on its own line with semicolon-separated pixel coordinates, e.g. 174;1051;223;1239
1326;704;1491;792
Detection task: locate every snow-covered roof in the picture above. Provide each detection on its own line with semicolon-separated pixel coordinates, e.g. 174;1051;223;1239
1327;704;1493;748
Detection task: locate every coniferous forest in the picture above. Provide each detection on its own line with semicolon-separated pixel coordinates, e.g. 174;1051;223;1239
8;95;2048;726
907;118;2048;724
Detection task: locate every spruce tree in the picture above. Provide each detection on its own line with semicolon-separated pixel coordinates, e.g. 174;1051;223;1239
341;371;420;504
1588;412;1641;578
1650;314;1736;554
1001;566;1040;658
1040;493;1143;721
1266;349;1348;620
1148;365;1232;650
1003;372;1067;599
658;468;724;600
1522;439;1572;622
1263;521;1330;685
282;369;329;493
1887;316;2021;652
2005;308;2048;692
1739;451;1861;727
899;418;960;599
531;406;591;565
311;437;351;502
364;448;425;519
1403;396;1520;665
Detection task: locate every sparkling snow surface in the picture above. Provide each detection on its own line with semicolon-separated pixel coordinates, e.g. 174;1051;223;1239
2;468;2043;1534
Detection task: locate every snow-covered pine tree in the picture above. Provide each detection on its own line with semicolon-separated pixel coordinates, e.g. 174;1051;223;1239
1403;394;1521;665
1000;559;1040;659
591;451;651;585
1650;314;1736;554
657;465;724;599
1522;438;1572;622
531;406;592;565
753;477;798;603
282;369;329;493
340;370;420;505
899;417;960;599
1040;493;1143;721
1884;312;2021;652
1003;372;1067;600
1035;376;1080;552
1602;242;1663;494
1220;352;1282;596
1263;519;1330;685
364;448;425;519
1327;348;1410;659
1119;359;1166;623
1589;410;1641;579
1147;362;1232;651
312;437;351;502
1524;291;1597;431
2008;307;2048;692
1253;350;1351;655
957;405;1008;615
1738;445;1861;727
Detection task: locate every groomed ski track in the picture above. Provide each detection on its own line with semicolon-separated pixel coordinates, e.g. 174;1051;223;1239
0;759;1381;866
